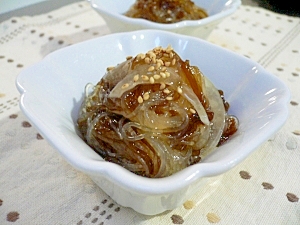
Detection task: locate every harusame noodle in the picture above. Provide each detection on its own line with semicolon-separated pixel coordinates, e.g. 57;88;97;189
125;0;208;24
77;45;238;178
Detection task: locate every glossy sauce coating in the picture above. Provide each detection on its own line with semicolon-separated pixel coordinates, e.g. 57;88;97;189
125;0;208;24
77;46;238;178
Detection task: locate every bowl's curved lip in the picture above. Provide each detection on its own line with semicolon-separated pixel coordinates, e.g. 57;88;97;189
16;29;290;196
90;0;241;29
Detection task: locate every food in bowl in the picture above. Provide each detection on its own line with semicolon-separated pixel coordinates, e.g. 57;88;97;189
124;0;208;24
77;45;238;178
90;0;242;39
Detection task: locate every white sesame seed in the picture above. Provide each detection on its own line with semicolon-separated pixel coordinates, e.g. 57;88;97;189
147;50;154;55
160;82;166;90
177;86;183;94
150;77;155;84
122;83;129;89
141;75;149;81
160;72;166;78
165;72;170;77
157;59;164;65
163;89;171;94
126;56;133;60
165;62;171;67
156;62;161;70
133;74;139;82
172;58;176;65
153;74;161;80
166;96;173;101
148;66;155;72
149;52;156;59
107;66;115;71
190;108;196;114
143;92;150;100
161;67;167;72
166;45;173;53
139;53;146;59
138;96;143;104
145;57;151;64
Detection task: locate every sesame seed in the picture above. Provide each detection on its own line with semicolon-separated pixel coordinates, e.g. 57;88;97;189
160;82;166;90
190;108;196;114
156;62;161;70
147;50;154;55
148;66;155;72
166;45;173;53
165;72;170;77
145;57;151;64
150;77;155;84
165;62;171;67
149;52;156;59
166;96;173;101
160;72;166;78
143;92;150;100
172;58;176;65
138;96;143;104
133;74;139;82
169;52;174;58
126;56;133;60
157;59;164;65
163;89;171;94
161;67;167;72
122;83;129;89
177;86;183;94
138;53;145;59
153;74;161;80
107;66;115;71
141;75;149;81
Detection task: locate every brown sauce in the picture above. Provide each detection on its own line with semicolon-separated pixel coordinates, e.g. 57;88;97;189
218;90;239;146
125;0;208;24
77;46;238;178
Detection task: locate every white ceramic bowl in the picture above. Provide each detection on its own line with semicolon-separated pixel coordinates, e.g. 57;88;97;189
90;0;241;39
16;30;290;215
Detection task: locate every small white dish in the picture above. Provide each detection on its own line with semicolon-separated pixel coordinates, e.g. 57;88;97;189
16;30;290;215
90;0;241;39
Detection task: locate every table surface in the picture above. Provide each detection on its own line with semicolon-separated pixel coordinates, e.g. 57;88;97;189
0;1;299;224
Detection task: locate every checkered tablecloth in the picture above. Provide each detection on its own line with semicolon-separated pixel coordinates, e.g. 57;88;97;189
0;1;299;224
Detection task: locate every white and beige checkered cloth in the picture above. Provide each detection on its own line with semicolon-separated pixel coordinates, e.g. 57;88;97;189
0;2;299;224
